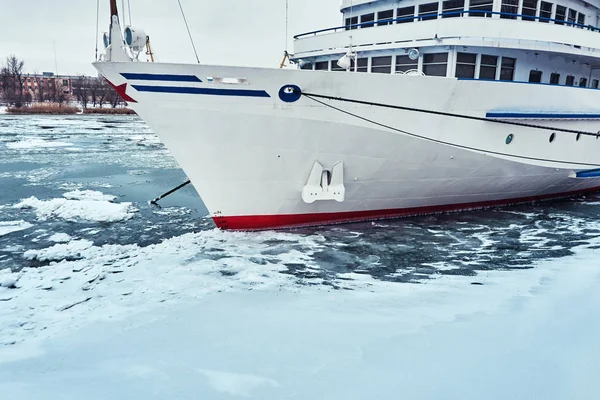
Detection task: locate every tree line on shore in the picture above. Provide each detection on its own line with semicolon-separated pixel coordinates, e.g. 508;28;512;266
1;54;126;110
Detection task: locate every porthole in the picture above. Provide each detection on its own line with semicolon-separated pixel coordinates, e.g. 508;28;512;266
576;133;581;141
549;133;556;143
505;134;514;144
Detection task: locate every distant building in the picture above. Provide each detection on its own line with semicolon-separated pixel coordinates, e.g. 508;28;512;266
22;74;74;100
0;73;74;103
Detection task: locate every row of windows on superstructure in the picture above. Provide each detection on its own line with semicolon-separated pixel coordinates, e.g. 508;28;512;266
302;52;516;81
302;52;600;88
528;70;599;87
345;1;587;28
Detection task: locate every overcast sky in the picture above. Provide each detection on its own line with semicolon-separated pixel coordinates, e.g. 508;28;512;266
0;0;342;76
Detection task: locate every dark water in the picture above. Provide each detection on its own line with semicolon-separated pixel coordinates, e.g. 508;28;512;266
2;114;600;283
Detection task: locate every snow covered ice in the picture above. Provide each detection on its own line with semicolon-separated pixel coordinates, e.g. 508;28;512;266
14;189;136;223
1;115;600;399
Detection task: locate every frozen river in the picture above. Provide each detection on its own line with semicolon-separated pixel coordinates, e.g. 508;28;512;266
1;115;599;399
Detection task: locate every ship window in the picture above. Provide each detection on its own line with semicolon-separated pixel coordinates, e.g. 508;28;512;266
550;73;560;84
331;60;346;72
479;55;498;80
397;6;416;23
345;16;358;30
351;58;369;73
469;0;493;17
577;12;585;27
500;0;518;19
579;77;588;87
423;53;448;77
567;9;577;26
361;13;375;28
500;57;515;81
377;10;394;26
522;0;537;21
371;56;393;74
455;52;476;78
529;70;542;83
315;61;329;71
539;2;552;22
566;75;575;86
555;6;566;25
593;79;599;89
442;0;464;18
301;63;313;70
419;3;439;21
396;55;418;73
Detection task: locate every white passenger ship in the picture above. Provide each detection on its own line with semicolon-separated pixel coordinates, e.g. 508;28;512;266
95;0;600;230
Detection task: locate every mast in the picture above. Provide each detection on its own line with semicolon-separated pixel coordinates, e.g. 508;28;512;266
105;0;131;62
110;0;118;18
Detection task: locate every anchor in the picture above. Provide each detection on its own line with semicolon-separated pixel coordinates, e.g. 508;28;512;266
302;161;345;203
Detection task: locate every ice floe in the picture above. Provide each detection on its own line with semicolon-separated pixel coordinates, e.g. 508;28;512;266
14;191;137;223
24;239;94;262
47;233;72;243
62;190;117;202
6;137;73;149
2;235;600;399
0;221;33;237
0;229;323;348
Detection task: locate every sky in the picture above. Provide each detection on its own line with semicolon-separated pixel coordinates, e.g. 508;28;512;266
0;0;342;76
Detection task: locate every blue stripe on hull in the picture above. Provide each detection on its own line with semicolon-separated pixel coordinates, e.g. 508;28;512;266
576;169;600;178
121;73;202;82
486;112;600;119
131;85;271;98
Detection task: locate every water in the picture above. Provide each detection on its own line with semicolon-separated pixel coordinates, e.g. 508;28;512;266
2;115;600;399
2;114;600;279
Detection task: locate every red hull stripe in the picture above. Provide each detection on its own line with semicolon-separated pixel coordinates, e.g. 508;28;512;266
212;186;600;230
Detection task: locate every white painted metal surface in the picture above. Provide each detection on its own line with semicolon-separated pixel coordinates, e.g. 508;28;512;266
94;61;600;226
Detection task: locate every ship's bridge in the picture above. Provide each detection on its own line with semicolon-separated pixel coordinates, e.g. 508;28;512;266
292;0;600;88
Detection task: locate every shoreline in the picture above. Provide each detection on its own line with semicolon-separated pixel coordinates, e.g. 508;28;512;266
0;107;136;116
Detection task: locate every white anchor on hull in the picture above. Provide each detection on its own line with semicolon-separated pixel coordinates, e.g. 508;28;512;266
302;161;345;203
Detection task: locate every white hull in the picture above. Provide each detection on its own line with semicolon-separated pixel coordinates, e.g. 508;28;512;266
95;62;600;229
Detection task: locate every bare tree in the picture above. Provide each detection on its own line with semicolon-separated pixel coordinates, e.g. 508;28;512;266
1;55;26;107
97;79;109;108
73;75;90;108
34;77;47;103
46;78;67;105
88;77;107;108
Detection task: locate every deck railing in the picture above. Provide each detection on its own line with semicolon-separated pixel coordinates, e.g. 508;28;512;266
294;10;600;39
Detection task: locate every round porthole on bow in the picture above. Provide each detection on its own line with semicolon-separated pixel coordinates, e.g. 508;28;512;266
279;84;301;103
549;133;556;143
505;134;514;144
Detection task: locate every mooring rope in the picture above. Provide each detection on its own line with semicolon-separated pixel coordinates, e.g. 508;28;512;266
95;0;100;61
127;0;132;26
177;0;200;64
300;91;600;137
285;0;289;52
299;91;600;168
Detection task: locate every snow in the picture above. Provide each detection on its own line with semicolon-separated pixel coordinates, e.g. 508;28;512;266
47;233;72;243
0;225;599;399
6;137;74;149
23;240;94;262
14;192;137;223
0;274;19;289
0;220;33;237
62;190;117;202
